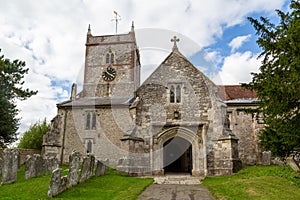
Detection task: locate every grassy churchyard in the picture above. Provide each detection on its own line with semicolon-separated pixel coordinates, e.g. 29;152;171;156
203;165;300;200
0;165;300;199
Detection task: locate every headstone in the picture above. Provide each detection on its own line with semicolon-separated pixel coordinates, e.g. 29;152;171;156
95;160;105;176
44;157;59;175
67;151;81;187
286;157;300;171
1;149;20;184
47;168;68;197
25;154;44;179
262;151;271;165
78;154;95;183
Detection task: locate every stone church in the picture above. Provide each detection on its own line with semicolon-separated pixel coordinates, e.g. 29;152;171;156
43;24;262;176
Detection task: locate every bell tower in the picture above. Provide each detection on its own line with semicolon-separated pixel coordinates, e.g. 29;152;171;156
82;23;140;98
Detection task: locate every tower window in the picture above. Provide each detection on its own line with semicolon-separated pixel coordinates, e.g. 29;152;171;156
85;111;96;130
105;50;115;64
169;84;182;103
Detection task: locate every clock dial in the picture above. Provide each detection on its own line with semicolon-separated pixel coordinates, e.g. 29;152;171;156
102;66;116;81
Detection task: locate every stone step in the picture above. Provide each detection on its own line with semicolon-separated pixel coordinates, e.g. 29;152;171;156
154;175;203;185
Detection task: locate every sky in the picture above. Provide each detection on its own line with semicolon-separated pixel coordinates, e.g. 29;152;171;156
0;0;290;138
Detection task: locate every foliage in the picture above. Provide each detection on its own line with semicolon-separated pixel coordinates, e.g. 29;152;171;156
18;119;50;149
0;166;153;200
244;1;300;157
203;165;300;200
0;49;37;147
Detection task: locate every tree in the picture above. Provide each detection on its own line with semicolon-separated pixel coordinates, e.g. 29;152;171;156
18;119;50;150
0;49;37;147
244;0;300;157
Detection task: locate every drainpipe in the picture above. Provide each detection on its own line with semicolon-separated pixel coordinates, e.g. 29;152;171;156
60;109;67;165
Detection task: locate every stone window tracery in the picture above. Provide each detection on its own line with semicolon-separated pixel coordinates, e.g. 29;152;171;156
105;50;115;64
85;111;96;130
169;84;182;103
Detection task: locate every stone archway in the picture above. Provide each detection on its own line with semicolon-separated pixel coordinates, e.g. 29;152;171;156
152;126;205;176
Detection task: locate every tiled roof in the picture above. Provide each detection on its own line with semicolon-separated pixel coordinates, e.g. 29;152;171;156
218;85;257;101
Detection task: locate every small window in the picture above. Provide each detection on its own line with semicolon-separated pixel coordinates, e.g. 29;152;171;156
169;84;182;103
87;140;92;153
92;113;96;129
170;86;175;103
106;53;110;64
110;53;114;64
176;85;181;103
86;113;91;129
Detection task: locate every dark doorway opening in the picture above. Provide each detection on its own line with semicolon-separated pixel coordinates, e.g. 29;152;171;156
163;137;192;174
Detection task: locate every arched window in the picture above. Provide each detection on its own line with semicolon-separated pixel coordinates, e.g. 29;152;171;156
105;53;110;64
87;140;92;153
170;86;175;103
86;113;91;129
176;85;181;103
110;53;114;64
92;112;96;129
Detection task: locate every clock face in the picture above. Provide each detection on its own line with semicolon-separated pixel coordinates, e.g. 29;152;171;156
102;66;116;81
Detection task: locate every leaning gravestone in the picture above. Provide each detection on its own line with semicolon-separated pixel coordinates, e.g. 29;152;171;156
67;151;81;188
25;154;44;179
1;149;20;185
262;151;271;165
47;168;68;197
78;154;95;183
95;159;109;176
286;157;300;171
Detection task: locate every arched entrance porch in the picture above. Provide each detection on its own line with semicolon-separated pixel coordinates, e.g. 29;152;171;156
163;137;192;174
152;126;206;176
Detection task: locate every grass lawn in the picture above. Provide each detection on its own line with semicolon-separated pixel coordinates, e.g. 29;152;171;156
202;165;300;200
0;166;153;200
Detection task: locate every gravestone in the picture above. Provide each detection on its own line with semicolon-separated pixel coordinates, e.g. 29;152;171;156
25;154;44;179
67;151;81;187
47;168;68;197
78;154;95;183
1;149;20;184
262;151;271;165
44;157;59;175
95;160;107;176
286;157;300;171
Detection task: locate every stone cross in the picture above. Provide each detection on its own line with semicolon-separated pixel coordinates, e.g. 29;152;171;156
171;36;180;50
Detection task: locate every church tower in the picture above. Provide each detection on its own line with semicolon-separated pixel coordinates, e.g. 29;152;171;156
82;23;140;98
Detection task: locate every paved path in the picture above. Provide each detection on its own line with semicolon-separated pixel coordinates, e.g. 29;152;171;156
138;184;214;200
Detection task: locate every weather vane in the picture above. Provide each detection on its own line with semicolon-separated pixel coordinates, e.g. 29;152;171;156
112;11;121;34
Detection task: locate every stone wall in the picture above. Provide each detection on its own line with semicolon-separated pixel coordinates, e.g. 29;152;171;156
227;105;263;165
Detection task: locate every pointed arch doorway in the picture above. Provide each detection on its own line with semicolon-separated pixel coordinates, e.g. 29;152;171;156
163;137;192;174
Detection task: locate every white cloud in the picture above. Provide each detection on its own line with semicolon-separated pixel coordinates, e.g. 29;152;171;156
0;0;287;135
229;34;252;53
213;51;261;85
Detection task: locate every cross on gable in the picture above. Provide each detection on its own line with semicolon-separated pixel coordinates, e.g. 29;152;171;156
171;36;180;50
